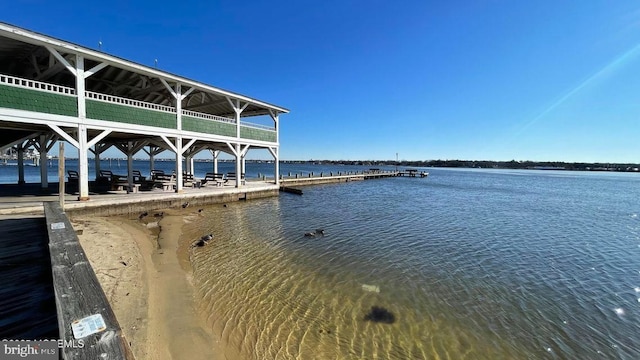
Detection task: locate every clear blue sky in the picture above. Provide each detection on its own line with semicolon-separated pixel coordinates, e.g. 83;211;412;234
4;1;640;162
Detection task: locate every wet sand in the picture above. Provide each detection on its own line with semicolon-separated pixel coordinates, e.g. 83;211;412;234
72;211;225;360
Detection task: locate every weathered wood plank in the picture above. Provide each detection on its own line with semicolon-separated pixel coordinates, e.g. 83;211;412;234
0;217;58;339
44;202;133;359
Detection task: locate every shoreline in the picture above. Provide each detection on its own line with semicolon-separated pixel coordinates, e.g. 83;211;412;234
72;212;225;359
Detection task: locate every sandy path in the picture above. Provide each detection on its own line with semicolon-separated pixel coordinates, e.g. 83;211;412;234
72;212;224;360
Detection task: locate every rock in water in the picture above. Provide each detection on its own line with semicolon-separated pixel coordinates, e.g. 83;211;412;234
364;306;395;324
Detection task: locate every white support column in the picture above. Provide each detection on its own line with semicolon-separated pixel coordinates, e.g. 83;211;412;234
175;84;183;192
227;98;249;187
176;137;183;192
210;150;219;174
161;80;193;193
187;156;194;175
240;144;250;182
268;147;279;185
77;125;89;200
17;144;25;185
75;54;90;200
235;143;241;188
269;110;280;185
275;148;279;185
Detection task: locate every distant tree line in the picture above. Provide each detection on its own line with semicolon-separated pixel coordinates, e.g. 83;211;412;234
281;159;640;172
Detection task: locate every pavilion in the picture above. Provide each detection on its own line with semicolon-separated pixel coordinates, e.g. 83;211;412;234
0;22;288;200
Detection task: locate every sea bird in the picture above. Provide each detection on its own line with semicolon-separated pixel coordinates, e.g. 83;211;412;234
304;232;316;237
315;229;325;235
153;212;164;218
191;233;214;247
138;211;148;219
182;202;190;208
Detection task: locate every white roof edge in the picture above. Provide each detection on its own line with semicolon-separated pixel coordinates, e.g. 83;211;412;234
0;22;290;114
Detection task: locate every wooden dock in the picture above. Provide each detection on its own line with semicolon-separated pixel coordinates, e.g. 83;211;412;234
0;215;59;339
280;168;430;187
280;169;399;187
0;203;133;358
397;169;429;177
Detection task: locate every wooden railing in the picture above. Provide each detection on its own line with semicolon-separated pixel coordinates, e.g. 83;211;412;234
44;202;133;359
0;73;76;95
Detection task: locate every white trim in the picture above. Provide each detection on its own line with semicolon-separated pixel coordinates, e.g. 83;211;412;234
0;107;279;147
160;78;177;99
46;46;77;77
160;136;178;153
240;144;251;157
241;122;276;131
0;108;80;127
0;22;289;114
180;87;195;101
181;138;197;155
0;73;76;95
48;124;78;148
0;131;42;150
226;142;238;157
87;129;112;148
181;109;235;124
85;91;176;113
84;62;108;79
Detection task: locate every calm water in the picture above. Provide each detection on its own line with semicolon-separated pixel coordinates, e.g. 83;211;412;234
0;159;370;184
180;168;640;359
4;163;639;358
0;159;282;184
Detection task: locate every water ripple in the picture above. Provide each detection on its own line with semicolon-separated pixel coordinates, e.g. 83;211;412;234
183;170;640;359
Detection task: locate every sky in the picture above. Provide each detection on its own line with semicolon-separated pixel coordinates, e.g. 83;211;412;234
4;0;640;162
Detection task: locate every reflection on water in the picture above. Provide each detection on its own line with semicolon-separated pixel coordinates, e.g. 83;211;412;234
181;169;640;359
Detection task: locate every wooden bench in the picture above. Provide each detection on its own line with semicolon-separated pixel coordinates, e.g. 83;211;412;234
183;172;195;188
152;173;175;191
112;183;141;193
202;173;226;187
132;170;145;184
226;172;245;185
99;170;130;190
67;170;79;184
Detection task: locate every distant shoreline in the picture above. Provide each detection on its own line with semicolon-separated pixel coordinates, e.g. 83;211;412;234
6;157;638;173
281;160;640;173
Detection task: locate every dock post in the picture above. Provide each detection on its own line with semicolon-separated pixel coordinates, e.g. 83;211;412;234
58;143;64;211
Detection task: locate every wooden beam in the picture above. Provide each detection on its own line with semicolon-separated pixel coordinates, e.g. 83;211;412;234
44;202;133;359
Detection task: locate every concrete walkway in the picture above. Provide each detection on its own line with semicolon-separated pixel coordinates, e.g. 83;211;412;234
0;181;279;216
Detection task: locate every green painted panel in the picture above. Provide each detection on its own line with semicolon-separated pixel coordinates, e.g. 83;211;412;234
240;126;277;142
0;84;77;116
86;100;176;129
182;115;237;137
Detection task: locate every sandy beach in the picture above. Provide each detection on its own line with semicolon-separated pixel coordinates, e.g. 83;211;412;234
71;211;226;360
